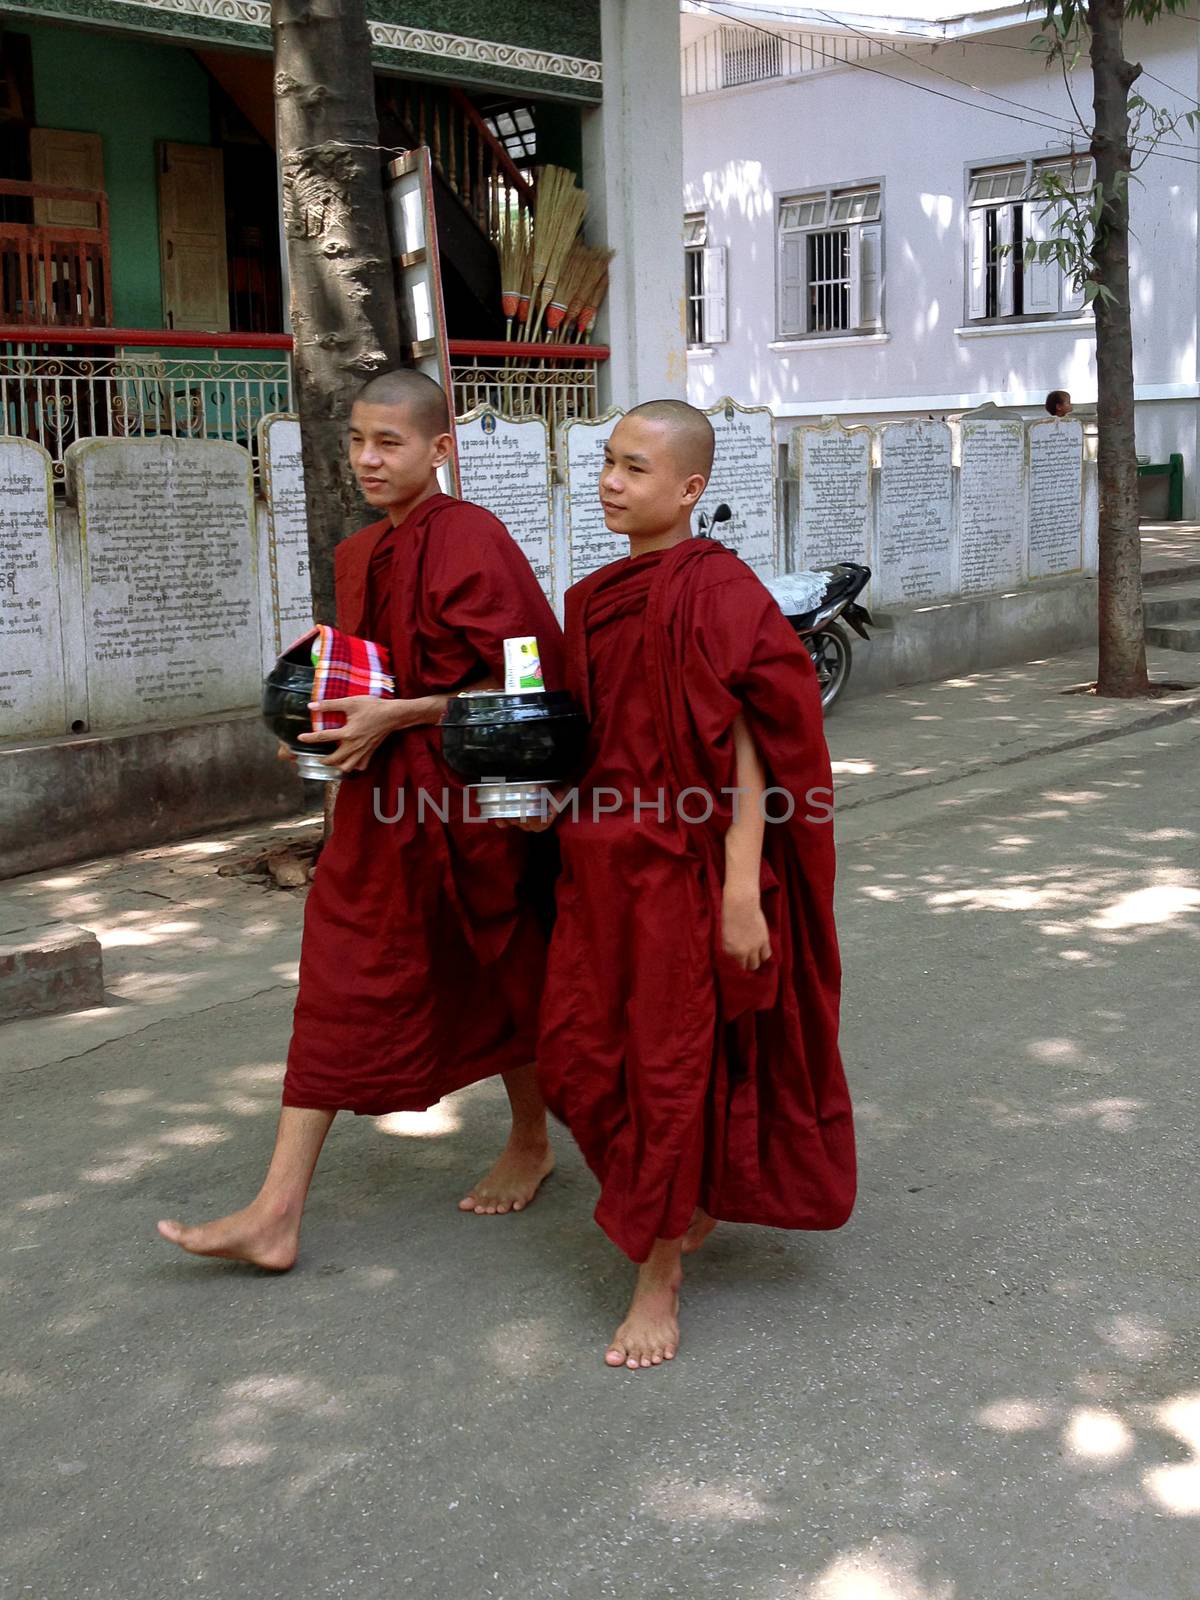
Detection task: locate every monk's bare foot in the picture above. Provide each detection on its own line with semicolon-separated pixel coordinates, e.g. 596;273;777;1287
156;1200;300;1271
682;1208;718;1254
458;1137;555;1216
605;1253;682;1371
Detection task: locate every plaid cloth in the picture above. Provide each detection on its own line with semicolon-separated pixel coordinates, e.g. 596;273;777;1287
285;624;394;732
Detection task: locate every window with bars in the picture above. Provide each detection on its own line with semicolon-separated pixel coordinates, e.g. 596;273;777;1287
967;154;1093;321
777;184;882;338
685;213;728;347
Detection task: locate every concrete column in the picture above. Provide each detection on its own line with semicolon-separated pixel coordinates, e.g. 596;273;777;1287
582;0;687;407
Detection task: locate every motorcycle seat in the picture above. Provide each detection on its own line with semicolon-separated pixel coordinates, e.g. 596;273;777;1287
816;564;865;603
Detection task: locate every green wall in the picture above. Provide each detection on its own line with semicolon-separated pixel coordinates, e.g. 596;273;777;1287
23;21;212;328
534;103;584;178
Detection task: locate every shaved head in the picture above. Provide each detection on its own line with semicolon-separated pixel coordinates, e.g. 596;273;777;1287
355;369;450;438
625;399;715;480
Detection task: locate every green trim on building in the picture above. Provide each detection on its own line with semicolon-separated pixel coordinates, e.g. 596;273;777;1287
368;1;600;61
0;0;603;100
23;21;212;328
1;0;263;54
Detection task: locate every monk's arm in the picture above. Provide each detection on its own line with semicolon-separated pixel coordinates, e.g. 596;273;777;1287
299;676;501;773
721;713;772;971
373;675;497;734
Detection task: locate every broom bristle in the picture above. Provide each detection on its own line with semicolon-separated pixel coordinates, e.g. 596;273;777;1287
498;206;533;320
575;249;614;340
530;165;588;337
554;242;594;337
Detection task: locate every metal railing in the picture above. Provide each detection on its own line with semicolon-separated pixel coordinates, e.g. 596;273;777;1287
0;327;292;482
681;24;895;95
449;340;609;456
2;330;604;482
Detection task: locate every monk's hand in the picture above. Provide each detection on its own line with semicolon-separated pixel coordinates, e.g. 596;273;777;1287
298;695;445;774
721;885;772;971
502;791;562;832
276;741;297;765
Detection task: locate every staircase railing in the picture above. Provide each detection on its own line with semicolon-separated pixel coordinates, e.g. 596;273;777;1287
0;180;113;329
388;82;534;239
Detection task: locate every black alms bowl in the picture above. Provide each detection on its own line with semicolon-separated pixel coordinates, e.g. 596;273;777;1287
262;653;340;776
440;689;588;784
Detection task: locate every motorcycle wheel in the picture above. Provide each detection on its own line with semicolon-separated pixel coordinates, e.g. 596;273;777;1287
807;622;852;712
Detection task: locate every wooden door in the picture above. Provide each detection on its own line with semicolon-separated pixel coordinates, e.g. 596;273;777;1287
31;128;104;226
158;142;230;332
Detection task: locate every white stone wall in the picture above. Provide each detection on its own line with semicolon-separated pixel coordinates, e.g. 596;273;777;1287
682;12;1200;510
0;432;313;744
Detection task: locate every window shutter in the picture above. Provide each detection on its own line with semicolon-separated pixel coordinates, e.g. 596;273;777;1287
1023;200;1060;315
158;142;230;333
996;203;1015;317
779;233;804;336
1058;206;1086;313
849;222;882;330
968;207;987;320
701;245;728;343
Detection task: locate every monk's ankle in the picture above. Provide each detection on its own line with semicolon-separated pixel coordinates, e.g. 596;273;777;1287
506;1126;551;1155
637;1258;683;1295
254;1191;304;1228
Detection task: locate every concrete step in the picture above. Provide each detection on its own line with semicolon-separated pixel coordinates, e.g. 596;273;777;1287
1144;587;1200;624
1145;620;1200;652
0;918;104;1021
1142;560;1200;588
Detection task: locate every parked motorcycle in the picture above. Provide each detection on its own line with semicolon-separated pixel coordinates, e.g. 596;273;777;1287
697;502;873;713
782;563;873;712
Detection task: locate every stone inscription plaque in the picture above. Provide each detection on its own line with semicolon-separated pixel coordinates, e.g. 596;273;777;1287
259;415;313;656
455;409;555;600
698;401;777;575
796;423;872;570
959;418;1026;595
563;411;626;586
0;438;67;739
73;438;261;728
876;419;954;607
1028;418;1084;579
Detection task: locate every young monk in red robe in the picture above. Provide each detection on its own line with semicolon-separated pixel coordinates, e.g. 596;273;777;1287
158;370;564;1269
537;400;856;1369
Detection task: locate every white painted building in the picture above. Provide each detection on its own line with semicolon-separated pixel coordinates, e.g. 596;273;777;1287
681;0;1200;512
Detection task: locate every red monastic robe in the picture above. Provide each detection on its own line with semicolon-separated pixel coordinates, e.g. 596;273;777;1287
537;539;855;1263
283;493;564;1115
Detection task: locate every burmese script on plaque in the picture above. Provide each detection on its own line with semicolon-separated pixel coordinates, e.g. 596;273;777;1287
959;419;1027;595
797;425;872;570
0;440;66;739
1028;419;1084;579
261;417;314;655
77;439;261;728
876;419;954;607
697;404;777;575
455;411;555;599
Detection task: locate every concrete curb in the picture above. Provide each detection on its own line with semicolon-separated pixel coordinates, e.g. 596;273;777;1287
836;689;1200;814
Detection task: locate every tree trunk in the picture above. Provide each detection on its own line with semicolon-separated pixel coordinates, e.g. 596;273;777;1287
272;0;403;626
1088;0;1152;696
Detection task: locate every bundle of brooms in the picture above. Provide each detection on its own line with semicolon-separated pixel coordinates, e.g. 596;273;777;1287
497;166;612;344
558;242;615;342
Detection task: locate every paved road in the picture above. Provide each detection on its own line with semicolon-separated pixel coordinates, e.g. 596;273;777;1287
2;717;1197;1600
